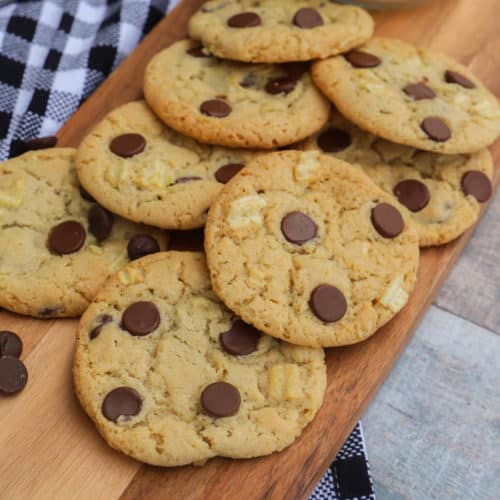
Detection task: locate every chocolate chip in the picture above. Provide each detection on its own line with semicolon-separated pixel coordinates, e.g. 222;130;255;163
403;82;436;100
293;8;323;29
371;203;404;238
0;357;28;395
48;221;86;255
393;179;430;212
109;133;146;158
38;306;61;317
281;211;317;245
88;205;113;242
344;50;381;68
420;117;451;142
461;171;492;202
89;314;113;340
127;234;160;261
175;176;202;184
219;319;261;356
445;70;475;89
239;73;257;88
201;382;241;417
227;12;261;28
187;45;209;58
282;62;310;78
168;229;205;252
79;186;95;203
317;127;351;153
200;99;232;118
121;301;160;336
0;331;23;358
23;135;57;151
265;77;298;95
309;285;347;323
215;163;244;183
102;387;142;422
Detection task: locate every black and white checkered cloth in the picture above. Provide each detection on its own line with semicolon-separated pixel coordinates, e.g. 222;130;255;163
0;2;375;498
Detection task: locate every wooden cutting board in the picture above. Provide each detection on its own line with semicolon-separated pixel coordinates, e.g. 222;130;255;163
1;1;499;498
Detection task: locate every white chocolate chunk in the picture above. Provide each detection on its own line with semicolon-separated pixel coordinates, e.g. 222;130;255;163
227;195;266;228
295;151;321;182
380;275;409;313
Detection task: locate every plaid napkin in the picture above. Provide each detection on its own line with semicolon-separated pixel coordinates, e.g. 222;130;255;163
0;2;375;498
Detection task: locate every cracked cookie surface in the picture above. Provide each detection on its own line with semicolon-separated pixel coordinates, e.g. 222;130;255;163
312;37;500;154
76;101;260;229
300;111;494;247
0;148;167;317
188;0;373;63
73;251;326;466
143;40;330;149
205;151;419;347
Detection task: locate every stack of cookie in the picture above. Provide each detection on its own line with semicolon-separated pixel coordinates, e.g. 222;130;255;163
1;0;498;468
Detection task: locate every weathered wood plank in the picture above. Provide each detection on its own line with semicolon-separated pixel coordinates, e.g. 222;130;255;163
363;306;500;500
436;193;500;335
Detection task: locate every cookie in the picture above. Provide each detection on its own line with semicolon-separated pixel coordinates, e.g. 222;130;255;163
188;0;374;63
0;148;167;318
76;101;259;229
73;251;326;466
312;37;500;154
205;150;419;347
301;111;494;246
143;40;330;149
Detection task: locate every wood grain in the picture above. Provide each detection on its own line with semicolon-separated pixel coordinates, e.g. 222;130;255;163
0;1;499;499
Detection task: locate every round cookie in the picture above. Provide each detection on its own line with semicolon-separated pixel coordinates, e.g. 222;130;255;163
312;37;500;154
301;111;494;247
188;0;374;63
0;148;167;318
73;251;326;466
143;39;330;149
77;101;259;229
205;150;420;347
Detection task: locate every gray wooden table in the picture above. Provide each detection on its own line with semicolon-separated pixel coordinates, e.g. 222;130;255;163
363;192;499;499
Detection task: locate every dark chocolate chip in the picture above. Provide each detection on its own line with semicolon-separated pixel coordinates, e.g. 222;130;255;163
121;301;160;336
187;45;210;57
175;176;202;184
109;133;146;158
215;163;244;183
403;82;436;100
23;135;57;151
309;285;347;323
201;382;241;417
420;117;451;142
48;220;86;255
167;229;205;252
371;203;404;238
79;186;95;203
38;306;61;317
281;211;317;245
317;127;351;153
393;179;430;212
200;99;232;117
127;234;160;261
89;314;113;340
219;320;261;356
461;171;492;202
102;387;142;422
445;70;475;89
344;50;381;68
0;357;28;395
88;205;113;242
239;73;257;88
293;8;323;29
265;76;298;95
227;12;261;28
0;331;23;358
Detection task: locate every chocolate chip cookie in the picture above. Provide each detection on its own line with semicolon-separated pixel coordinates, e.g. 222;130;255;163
0;148;167;317
301;111;494;246
76;101;259;229
143;40;330;149
73;251;326;466
188;0;373;63
205;150;419;347
312;37;500;154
